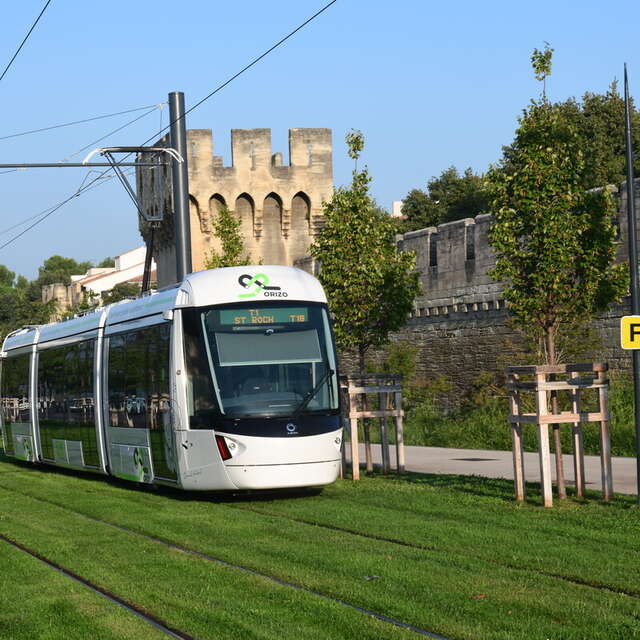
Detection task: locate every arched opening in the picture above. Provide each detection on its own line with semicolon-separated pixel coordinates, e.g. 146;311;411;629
189;195;205;233
234;193;255;246
290;191;312;259
262;193;285;264
209;194;226;218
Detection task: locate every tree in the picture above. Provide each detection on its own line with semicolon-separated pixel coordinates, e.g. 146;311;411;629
400;166;489;232
501;82;640;190
310;131;421;372
0;265;15;288
578;80;640;189
487;97;627;365
531;42;554;100
204;204;252;269
37;255;92;286
101;282;141;305
400;188;439;230
0;263;55;342
96;256;115;268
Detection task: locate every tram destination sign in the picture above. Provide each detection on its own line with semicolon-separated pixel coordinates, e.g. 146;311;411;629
220;307;308;326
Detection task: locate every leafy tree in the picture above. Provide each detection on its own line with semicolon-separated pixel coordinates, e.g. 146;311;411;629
487;97;627;365
0;263;55;341
578;80;640;189
102;282;141;305
204;204;252;269
501;82;640;190
37;255;92;286
96;256;115;268
400;167;489;232
310;132;421;373
531;42;554;99
0;265;15;288
400;188;439;230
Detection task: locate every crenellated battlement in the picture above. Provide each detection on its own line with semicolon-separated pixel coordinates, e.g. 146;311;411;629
397;213;502;318
397;182;635;322
138;128;333;287
187;128;333;177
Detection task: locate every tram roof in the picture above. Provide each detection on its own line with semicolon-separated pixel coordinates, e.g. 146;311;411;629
2;267;325;352
175;266;327;308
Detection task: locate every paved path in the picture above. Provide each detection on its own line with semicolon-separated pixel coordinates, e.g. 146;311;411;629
354;444;639;495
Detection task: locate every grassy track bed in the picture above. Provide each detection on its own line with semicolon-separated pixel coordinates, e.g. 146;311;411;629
223;474;640;596
0;534;168;640
1;459;639;639
0;484;410;639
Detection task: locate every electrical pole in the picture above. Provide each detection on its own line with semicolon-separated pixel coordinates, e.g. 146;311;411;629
624;65;640;502
169;91;192;282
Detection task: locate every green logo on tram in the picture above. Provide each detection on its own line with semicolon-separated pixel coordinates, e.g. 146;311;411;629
238;273;283;299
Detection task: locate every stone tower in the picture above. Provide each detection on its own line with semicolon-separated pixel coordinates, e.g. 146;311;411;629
137;128;333;287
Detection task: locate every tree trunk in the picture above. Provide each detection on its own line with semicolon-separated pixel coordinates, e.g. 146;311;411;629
358;345;373;473
545;326;566;499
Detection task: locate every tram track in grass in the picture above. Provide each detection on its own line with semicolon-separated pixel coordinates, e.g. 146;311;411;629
0;482;448;640
1;459;639;639
0;532;193;640
219;501;640;600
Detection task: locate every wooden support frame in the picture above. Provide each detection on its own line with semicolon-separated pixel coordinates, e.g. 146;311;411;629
507;363;612;507
340;374;405;480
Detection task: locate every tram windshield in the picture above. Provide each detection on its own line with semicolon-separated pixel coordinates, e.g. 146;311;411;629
184;303;339;421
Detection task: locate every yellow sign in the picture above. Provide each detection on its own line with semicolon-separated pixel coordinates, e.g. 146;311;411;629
621;316;640;349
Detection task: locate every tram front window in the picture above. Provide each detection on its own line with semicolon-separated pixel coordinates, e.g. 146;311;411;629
184;304;339;420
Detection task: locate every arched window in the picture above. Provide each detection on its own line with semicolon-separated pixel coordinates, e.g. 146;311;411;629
209;194;226;217
234;193;255;240
262;193;285;264
290;191;312;260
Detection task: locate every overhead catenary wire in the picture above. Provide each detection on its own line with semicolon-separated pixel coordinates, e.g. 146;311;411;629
0;104;162;142
0;169;135;247
61;105;162;161
140;0;338;146
0;0;339;252
0;104;162;236
0;0;54;85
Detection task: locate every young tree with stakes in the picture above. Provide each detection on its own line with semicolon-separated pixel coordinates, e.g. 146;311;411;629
487;47;628;497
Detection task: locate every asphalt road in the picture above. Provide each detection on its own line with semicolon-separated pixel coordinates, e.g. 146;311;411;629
354;444;639;495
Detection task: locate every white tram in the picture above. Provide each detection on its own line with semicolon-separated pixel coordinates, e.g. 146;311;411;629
0;267;342;490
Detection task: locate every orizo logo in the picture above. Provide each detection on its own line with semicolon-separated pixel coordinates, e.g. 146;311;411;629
238;273;284;299
285;423;298;435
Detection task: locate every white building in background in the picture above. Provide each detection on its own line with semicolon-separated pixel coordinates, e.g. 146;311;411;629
42;247;156;315
391;200;403;218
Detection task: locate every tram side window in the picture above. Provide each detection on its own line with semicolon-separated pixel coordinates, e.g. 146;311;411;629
1;353;31;456
37;341;99;467
108;324;171;430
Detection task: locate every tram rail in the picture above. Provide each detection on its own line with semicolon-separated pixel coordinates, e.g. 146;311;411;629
0;481;449;640
0;532;193;640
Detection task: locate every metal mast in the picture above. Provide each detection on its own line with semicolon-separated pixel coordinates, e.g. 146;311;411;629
624;65;640;501
168;91;192;283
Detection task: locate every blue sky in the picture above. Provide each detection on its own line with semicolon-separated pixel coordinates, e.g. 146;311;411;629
1;0;639;278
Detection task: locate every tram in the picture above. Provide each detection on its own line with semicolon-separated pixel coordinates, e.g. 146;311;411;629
0;266;342;490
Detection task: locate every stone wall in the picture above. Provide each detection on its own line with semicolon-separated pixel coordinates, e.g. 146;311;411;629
373;181;640;403
138;128;333;287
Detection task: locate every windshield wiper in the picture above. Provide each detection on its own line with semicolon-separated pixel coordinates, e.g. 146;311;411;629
292;368;335;417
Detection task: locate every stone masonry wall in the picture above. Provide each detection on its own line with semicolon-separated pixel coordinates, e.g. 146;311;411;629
376;181;640;403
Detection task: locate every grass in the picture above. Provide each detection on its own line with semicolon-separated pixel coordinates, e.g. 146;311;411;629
0;533;167;640
397;373;639;457
1;455;639;639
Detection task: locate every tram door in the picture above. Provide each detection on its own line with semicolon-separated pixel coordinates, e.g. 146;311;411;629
105;323;177;483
